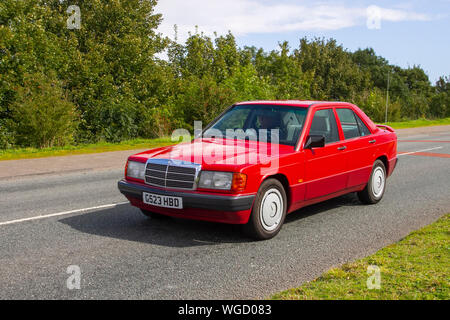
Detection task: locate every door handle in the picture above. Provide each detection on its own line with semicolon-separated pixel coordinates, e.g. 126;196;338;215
337;146;347;151
369;139;376;144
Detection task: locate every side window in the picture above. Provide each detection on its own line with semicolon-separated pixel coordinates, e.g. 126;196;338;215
309;109;340;144
355;115;372;136
336;108;360;139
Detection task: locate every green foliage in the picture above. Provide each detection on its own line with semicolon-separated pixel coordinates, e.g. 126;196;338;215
355;88;401;123
0;124;14;149
171;75;235;129
249;41;311;100
1;0;168;146
223;64;273;101
429;76;450;118
295;38;370;101
11;72;78;148
0;0;449;150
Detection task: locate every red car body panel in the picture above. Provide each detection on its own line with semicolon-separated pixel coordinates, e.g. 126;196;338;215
118;101;398;224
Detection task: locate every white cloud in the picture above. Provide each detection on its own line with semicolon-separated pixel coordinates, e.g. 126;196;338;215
155;0;433;41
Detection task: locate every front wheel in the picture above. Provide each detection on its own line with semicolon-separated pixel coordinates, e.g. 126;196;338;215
358;160;386;204
244;179;287;240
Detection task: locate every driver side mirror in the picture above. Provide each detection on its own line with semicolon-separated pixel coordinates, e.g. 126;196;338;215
304;135;325;149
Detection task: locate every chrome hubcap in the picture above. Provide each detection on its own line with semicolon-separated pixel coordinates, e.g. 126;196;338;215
371;167;385;198
260;188;283;231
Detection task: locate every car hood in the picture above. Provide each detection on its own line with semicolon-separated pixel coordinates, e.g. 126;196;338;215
130;138;294;170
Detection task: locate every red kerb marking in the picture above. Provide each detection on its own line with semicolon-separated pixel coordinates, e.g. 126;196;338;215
398;152;450;158
400;140;450;143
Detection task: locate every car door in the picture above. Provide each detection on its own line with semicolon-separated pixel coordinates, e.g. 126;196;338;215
304;108;348;200
335;107;376;188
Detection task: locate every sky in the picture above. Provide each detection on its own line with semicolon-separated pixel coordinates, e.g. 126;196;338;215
154;0;450;83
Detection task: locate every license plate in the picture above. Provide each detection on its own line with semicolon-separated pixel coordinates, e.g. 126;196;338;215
142;192;183;209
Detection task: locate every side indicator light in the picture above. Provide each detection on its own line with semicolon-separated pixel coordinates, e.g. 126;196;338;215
231;173;247;192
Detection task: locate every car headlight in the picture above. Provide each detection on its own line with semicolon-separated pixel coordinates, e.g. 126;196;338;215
198;171;233;190
126;161;145;180
198;171;247;191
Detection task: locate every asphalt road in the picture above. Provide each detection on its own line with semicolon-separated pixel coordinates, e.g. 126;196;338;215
0;128;449;299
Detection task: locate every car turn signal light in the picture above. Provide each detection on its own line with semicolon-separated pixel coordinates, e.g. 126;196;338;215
231;173;247;192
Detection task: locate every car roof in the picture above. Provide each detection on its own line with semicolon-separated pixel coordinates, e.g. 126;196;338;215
235;100;354;108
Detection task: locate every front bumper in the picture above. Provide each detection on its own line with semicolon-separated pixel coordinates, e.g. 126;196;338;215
118;180;255;224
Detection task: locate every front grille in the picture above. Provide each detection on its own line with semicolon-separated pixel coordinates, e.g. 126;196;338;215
144;159;200;190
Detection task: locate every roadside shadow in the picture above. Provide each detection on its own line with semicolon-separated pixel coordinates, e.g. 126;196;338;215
285;192;363;224
59;203;250;248
60;193;363;248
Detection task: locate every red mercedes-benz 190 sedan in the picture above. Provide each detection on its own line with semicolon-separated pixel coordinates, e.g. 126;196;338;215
118;101;398;240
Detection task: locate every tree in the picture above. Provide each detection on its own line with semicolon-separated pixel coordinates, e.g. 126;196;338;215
294;38;370;101
430;76;450;118
56;0;167;141
12;72;78;148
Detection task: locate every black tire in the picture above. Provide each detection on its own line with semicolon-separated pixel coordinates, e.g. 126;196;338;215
357;160;386;204
140;209;170;219
244;178;287;240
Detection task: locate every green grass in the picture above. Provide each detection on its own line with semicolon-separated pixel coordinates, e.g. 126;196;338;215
272;214;450;300
0;137;175;161
386;117;450;129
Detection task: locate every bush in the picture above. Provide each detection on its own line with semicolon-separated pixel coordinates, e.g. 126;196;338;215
0;122;14;149
223;64;274;102
11;73;79;148
356;88;401;123
172;76;236;130
430;93;449;118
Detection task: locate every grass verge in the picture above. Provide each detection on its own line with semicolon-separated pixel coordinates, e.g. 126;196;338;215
387;117;450;129
272;214;450;300
0;137;174;161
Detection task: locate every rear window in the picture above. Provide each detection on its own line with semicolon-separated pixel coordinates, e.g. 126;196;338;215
355;115;371;136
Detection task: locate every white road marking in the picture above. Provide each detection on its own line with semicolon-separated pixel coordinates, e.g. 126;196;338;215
398;146;443;157
0;202;129;227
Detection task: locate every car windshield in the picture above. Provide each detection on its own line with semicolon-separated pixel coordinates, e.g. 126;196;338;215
203;104;308;146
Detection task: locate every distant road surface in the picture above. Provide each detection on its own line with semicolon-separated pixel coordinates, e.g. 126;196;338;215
0;125;449;299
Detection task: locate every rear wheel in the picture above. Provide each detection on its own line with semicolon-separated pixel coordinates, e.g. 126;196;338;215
358;160;386;204
140;209;170;219
244;179;287;240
